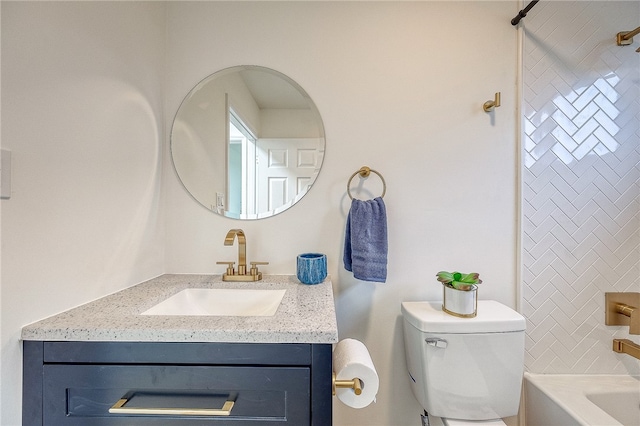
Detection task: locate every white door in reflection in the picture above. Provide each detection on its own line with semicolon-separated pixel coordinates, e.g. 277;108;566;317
228;117;256;216
256;138;321;213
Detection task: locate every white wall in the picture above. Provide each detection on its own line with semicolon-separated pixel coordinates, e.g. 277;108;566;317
3;2;638;425
0;2;166;424
164;2;518;425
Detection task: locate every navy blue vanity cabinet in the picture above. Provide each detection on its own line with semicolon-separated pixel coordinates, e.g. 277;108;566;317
23;341;332;426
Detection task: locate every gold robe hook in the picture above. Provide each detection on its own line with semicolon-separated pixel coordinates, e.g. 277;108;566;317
483;92;501;112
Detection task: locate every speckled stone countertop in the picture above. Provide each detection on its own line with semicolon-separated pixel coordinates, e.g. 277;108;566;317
21;274;338;344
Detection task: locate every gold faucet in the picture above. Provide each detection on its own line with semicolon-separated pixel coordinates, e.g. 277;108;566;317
216;229;268;281
226;229;247;275
613;339;640;361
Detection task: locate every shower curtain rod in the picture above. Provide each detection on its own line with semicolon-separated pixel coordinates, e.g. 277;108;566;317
511;0;539;26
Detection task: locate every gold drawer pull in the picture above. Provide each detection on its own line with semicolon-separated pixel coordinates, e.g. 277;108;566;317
109;396;234;416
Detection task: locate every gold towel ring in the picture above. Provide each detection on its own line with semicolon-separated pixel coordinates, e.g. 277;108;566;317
347;166;386;200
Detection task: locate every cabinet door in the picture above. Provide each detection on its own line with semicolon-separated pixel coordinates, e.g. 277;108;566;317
43;365;310;425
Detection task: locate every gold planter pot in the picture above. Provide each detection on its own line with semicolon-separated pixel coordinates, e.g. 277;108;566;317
442;284;477;318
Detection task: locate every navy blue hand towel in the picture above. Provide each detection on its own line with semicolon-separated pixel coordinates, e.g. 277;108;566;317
343;197;388;282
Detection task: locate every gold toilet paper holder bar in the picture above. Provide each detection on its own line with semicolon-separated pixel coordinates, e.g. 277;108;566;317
332;372;362;395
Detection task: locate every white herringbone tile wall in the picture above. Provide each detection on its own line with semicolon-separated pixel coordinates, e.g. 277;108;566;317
523;1;640;374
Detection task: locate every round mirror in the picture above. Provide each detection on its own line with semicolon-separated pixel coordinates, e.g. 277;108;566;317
171;66;326;219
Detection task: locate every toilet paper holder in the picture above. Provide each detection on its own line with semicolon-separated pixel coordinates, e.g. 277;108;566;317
332;372;363;396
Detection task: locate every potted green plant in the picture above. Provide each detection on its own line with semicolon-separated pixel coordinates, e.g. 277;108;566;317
436;271;482;318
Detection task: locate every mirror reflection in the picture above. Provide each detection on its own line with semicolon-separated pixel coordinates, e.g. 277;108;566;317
171;66;325;219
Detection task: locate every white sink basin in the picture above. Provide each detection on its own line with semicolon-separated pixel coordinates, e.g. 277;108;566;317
141;288;286;317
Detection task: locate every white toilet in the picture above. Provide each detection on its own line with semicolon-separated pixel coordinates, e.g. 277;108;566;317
401;300;526;426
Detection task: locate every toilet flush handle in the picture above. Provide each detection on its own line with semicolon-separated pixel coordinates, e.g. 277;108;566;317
425;338;448;349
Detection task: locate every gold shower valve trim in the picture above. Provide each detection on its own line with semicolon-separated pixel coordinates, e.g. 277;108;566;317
605;292;640;335
615;303;635;318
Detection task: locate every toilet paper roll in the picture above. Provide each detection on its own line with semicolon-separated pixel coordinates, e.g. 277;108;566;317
332;338;379;409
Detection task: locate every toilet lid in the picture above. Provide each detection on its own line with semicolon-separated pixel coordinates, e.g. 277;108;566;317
401;300;525;333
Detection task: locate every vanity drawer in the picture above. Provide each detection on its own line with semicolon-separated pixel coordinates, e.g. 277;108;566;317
43;364;310;425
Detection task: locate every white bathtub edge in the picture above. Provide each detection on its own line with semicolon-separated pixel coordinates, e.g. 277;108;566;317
524;373;640;426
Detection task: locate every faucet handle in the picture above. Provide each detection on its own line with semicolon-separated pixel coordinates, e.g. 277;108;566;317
626;304;640;335
216;261;235;276
250;261;269;278
606;292;640;335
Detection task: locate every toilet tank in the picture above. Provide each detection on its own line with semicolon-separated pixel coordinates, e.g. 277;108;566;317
401;300;525;421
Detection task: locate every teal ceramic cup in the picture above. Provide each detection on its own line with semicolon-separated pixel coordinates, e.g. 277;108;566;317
297;253;327;285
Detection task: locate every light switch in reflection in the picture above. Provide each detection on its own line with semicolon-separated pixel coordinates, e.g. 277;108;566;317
0;149;11;200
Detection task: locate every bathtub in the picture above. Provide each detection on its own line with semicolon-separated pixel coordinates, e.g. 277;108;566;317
524;373;640;426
